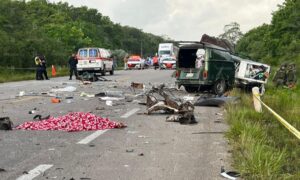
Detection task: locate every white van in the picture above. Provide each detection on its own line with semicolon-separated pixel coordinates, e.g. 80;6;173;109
77;47;114;76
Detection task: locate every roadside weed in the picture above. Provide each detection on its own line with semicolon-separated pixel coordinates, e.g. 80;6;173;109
226;86;299;179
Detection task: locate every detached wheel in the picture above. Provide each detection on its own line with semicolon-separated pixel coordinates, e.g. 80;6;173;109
184;86;198;93
213;80;226;96
110;67;114;75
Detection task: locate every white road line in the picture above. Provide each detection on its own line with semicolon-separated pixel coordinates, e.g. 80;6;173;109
121;108;140;118
77;108;140;145
16;164;53;180
77;130;108;144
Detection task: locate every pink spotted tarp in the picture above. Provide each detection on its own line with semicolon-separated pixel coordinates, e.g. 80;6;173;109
16;112;125;132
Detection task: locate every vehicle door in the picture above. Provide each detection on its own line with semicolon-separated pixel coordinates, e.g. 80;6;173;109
88;48;100;67
177;48;205;80
104;50;113;70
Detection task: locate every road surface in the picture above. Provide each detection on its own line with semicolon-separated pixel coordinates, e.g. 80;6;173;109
0;69;231;180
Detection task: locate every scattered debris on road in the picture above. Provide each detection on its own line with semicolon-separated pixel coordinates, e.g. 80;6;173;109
0;117;13;130
28;108;37;114
16;112;126;131
51;97;61;103
51;86;77;92
33;114;50;121
19;91;25;97
144;84;197;124
194;94;240;107
126;149;134;153
0;168;6;173
220;166;240;180
131;82;145;92
106;100;113;106
80;92;95;98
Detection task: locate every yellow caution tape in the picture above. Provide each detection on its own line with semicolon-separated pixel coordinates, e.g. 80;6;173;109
254;94;300;139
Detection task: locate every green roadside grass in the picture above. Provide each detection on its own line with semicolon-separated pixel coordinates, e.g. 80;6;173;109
0;67;70;83
226;85;300;179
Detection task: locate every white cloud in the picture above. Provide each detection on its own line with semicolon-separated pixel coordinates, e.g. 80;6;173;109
50;0;285;40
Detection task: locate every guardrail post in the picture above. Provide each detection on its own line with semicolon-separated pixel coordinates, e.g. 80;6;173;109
252;87;262;113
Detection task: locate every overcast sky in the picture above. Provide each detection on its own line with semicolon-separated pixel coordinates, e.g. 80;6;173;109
50;0;285;41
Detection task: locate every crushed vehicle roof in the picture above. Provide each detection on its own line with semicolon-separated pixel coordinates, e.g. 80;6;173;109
177;42;228;52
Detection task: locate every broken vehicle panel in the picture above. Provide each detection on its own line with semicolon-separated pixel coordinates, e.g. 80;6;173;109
233;55;271;89
145;84;196;124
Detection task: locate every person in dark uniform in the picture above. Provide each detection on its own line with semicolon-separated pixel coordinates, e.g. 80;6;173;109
285;63;297;88
273;63;287;87
68;53;78;80
40;55;49;80
34;55;43;80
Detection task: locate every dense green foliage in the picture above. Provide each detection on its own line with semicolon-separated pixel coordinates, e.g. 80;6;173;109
0;0;164;68
236;0;300;67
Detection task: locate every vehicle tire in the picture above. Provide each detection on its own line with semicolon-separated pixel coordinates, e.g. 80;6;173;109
184;86;198;93
213;80;226;96
101;66;106;76
110;66;114;75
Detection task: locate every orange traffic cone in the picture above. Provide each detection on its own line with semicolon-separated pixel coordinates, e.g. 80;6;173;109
52;65;56;77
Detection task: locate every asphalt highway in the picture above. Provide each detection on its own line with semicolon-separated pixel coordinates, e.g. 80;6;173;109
0;69;231;180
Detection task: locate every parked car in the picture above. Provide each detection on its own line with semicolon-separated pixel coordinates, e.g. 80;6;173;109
175;42;235;95
159;56;176;69
77;47;114;76
126;55;145;70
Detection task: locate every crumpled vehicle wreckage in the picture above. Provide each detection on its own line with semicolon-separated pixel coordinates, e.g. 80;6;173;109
144;84;197;124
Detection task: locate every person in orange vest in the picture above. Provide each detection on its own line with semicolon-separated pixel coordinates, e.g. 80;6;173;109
152;56;159;70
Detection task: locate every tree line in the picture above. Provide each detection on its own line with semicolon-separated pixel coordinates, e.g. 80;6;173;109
235;0;300;67
0;0;165;68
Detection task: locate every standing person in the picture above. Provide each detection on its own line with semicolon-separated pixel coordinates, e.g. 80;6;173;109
123;55;129;70
40;55;49;80
152;56;159;70
285;63;297;88
34;55;43;80
272;63;287;87
68;53;78;80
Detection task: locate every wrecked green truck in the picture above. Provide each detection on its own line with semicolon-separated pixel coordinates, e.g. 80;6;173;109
175;40;271;95
175;42;235;95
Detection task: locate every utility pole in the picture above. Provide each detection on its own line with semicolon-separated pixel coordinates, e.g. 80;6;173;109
140;40;143;58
